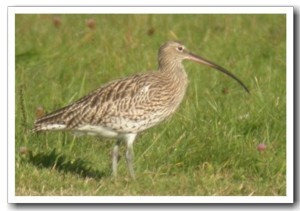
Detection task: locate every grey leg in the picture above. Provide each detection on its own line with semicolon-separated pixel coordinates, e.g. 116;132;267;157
124;133;137;179
112;139;121;178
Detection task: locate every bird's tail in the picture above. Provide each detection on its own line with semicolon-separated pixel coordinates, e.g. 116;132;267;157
32;109;68;133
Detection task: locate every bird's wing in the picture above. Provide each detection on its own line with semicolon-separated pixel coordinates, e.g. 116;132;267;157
33;73;167;132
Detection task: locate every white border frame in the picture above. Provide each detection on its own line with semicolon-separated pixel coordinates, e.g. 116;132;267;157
8;6;294;204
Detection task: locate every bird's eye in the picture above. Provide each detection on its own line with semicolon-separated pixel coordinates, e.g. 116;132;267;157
177;46;184;52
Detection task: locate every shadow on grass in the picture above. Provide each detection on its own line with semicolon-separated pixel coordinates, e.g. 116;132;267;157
26;149;106;180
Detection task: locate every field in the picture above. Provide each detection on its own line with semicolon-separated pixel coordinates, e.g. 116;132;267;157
15;14;286;196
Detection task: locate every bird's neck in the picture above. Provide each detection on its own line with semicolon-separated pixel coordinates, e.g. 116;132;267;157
158;62;189;105
158;62;188;83
157;62;189;113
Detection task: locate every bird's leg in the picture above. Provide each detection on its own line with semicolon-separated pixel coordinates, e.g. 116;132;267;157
124;133;137;179
112;139;121;178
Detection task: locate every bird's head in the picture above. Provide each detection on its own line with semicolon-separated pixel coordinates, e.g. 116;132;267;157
158;41;249;93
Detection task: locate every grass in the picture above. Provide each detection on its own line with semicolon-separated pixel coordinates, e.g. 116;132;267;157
15;14;286;196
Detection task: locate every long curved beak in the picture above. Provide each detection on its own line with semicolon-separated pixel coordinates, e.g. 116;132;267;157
186;51;249;94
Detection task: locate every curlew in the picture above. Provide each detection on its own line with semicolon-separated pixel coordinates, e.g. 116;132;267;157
33;41;249;179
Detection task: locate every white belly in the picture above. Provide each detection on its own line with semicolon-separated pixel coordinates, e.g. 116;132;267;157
74;124;119;138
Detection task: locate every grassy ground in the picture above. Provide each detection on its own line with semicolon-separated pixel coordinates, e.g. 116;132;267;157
15;14;286;196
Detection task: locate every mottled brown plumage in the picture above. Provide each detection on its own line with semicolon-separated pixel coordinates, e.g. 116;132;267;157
34;41;249;178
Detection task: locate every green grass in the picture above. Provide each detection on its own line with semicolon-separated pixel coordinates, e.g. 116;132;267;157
15;14;286;196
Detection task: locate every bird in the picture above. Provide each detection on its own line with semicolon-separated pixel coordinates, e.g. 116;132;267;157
33;41;249;179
